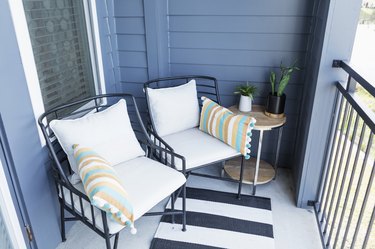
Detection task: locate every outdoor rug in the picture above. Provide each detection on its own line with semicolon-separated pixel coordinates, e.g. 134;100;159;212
150;187;275;249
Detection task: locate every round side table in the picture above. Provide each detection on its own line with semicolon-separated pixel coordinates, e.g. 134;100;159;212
223;105;286;195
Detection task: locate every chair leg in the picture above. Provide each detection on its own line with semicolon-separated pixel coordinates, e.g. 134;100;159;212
237;156;245;200
113;233;119;249
104;235;111;249
182;184;187;232
60;202;66;242
171;193;175;224
102;211;112;249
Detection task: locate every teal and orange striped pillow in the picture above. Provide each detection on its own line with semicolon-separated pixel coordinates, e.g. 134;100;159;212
73;144;136;233
199;97;256;159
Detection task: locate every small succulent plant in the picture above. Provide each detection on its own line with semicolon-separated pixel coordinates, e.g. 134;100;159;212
234;82;257;100
270;61;300;97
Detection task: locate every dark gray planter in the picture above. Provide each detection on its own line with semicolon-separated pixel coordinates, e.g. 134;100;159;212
265;93;286;114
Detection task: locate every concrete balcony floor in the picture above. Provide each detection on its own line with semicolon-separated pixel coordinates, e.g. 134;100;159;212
56;167;322;249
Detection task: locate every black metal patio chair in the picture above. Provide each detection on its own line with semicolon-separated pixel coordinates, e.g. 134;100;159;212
38;93;186;249
144;76;246;199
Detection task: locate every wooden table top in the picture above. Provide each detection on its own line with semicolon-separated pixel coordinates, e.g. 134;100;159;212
229;105;286;131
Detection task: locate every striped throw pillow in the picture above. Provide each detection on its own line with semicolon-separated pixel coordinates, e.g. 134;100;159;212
199;97;256;159
73;144;136;234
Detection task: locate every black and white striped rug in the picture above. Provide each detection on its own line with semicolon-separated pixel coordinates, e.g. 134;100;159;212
150;188;274;249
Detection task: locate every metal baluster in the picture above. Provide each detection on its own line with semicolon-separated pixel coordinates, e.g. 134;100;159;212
320;100;350;224
327;111;358;246
324;108;354;239
362;203;375;249
333;119;366;248
318;95;345;213
350;159;375;249
341;132;373;249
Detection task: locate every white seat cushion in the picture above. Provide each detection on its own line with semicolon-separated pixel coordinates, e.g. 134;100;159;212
162;128;241;171
62;156;186;234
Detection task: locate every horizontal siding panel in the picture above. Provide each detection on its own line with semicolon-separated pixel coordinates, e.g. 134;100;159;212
118;51;147;68
169;0;314;16
170;64;304;83
217;81;303;101
169;32;309;51
220;95;300;115
117;34;146;51
114;0;144;17
118;67;148;83
169;16;312;34
115;17;145;34
119;82;145;97
170;48;305;67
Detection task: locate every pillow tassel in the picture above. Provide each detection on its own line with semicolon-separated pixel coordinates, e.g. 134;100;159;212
130;223;137;235
125;220;137;235
244;120;255;160
245;132;251;160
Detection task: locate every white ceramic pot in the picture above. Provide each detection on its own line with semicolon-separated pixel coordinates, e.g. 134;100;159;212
239;95;252;112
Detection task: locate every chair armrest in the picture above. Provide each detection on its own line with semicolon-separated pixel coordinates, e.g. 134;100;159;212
149;142;186;173
141;137;186;173
54;172;91;203
147;128;174;152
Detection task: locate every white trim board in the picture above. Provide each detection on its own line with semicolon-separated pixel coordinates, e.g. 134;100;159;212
7;0;45;146
0;159;27;249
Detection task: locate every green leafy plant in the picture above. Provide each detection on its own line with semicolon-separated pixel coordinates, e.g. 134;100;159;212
269;61;300;97
234;81;257;100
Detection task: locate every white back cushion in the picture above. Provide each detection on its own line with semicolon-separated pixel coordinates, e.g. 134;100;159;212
146;79;200;136
50;99;145;178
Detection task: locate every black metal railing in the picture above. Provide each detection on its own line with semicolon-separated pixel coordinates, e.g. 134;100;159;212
313;60;375;249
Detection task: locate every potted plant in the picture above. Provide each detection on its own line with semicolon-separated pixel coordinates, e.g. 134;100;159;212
234;82;257;112
265;61;300;117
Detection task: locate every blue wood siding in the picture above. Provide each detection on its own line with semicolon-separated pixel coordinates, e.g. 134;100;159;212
168;0;314;16
112;0;316;167
167;0;313;166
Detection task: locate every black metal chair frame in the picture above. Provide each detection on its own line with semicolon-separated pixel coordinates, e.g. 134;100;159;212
38;94;187;249
144;76;246;199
